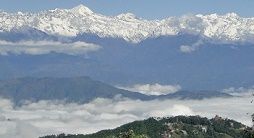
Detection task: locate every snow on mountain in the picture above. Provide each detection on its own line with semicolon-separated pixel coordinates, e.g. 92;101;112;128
1;4;254;43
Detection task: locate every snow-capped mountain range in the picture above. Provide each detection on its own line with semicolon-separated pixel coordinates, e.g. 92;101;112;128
1;4;254;43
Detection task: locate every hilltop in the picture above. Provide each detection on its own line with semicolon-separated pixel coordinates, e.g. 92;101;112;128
41;115;254;138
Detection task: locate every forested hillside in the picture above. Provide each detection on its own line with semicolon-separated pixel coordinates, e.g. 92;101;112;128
41;115;254;138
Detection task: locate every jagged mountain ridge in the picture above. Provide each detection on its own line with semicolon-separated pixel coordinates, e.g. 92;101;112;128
1;4;254;43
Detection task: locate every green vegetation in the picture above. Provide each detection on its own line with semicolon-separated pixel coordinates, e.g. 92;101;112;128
40;115;254;138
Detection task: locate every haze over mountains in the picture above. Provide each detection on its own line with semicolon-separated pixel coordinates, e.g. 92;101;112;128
0;5;253;90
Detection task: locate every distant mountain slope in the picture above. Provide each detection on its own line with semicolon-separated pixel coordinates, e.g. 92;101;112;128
158;90;230;100
0;76;151;104
41;115;254;138
0;77;231;104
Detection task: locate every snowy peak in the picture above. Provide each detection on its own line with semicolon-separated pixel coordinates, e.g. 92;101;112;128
0;5;254;43
117;13;138;20
70;4;93;15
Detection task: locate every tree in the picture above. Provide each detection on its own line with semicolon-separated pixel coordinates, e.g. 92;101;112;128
252;114;254;130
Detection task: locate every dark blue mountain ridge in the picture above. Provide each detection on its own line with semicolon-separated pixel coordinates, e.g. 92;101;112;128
0;76;231;105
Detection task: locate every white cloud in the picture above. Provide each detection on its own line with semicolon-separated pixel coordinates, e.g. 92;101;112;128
0;121;40;138
222;86;254;97
0;96;253;138
148;105;194;117
0;40;101;55
180;40;203;53
180;45;196;53
120;83;181;95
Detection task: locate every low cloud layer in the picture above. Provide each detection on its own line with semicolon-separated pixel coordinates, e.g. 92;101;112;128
180;40;203;53
0;95;253;138
0;40;101;55
223;86;254;97
120;83;181;95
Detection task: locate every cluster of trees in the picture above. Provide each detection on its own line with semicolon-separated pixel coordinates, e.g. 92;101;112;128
252;114;254;128
243;113;254;138
41;130;148;138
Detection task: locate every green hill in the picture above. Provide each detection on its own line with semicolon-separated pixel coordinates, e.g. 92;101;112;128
41;115;254;138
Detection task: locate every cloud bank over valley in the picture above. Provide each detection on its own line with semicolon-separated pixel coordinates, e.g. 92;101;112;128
120;83;181;96
0;95;253;138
